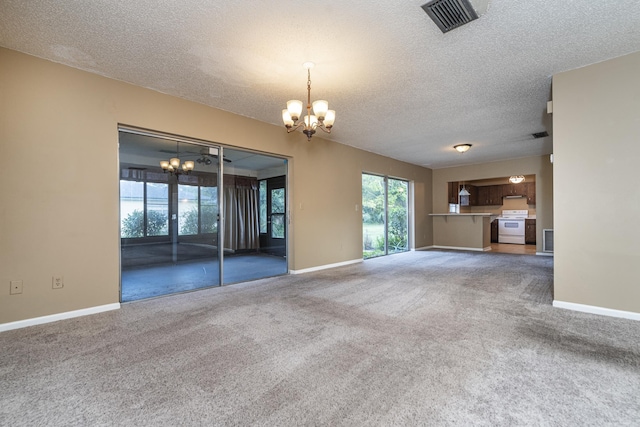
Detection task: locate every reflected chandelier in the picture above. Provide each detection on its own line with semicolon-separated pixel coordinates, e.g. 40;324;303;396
282;62;336;141
160;142;194;176
509;175;525;184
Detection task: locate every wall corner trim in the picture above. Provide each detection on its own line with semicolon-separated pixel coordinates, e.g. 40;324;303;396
0;303;121;333
553;300;640;321
290;259;363;275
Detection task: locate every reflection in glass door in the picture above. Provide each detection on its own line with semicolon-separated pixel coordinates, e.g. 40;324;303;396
119;132;289;301
362;173;409;259
119;130;221;301
222;151;287;284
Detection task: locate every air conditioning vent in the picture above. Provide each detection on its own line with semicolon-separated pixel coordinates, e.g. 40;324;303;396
532;131;549;139
422;0;479;33
543;229;554;252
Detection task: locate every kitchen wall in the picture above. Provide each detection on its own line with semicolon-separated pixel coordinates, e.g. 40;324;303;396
553;50;640;316
0;47;433;325
432;156;553;253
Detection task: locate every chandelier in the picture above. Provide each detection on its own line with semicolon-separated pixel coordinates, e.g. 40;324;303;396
509;175;525;184
282;62;335;141
160;143;194;175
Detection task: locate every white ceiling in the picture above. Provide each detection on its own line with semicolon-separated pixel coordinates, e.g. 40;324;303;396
2;0;640;169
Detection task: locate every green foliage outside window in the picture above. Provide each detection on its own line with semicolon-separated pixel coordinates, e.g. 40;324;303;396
121;209;168;238
362;175;408;259
180;206;217;235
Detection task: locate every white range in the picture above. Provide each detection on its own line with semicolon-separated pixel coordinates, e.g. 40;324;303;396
498;210;528;245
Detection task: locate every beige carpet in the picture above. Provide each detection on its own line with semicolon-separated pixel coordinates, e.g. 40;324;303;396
1;250;639;426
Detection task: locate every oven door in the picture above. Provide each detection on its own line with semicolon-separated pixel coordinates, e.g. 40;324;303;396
498;219;525;244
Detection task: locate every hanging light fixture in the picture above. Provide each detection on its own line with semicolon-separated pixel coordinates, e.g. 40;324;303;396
454;143;472;153
282;62;335;141
160;142;194;175
509;175;525;184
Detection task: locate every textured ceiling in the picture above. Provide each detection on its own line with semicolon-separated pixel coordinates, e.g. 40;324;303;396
1;0;640;169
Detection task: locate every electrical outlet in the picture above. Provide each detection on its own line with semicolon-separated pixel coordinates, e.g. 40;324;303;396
52;276;64;289
10;280;23;295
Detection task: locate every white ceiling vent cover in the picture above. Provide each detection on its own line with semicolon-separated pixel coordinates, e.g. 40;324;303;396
422;0;487;33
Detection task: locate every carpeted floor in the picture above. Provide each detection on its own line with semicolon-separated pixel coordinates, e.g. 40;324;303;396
1;250;639;426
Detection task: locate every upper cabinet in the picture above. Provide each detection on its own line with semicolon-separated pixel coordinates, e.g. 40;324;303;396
447;180;535;206
448;181;459;204
502;183;526;197
476;184;503;205
525;182;536;205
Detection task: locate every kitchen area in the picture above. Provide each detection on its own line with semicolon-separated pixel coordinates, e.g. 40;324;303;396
431;175;538;254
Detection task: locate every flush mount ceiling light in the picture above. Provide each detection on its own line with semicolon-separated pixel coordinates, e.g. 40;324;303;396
160;142;194;176
509;175;525;184
454;144;472;153
282;62;335;141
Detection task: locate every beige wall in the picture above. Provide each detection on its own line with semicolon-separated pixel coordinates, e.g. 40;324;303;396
432;156;554;253
0;48;433;324
553;51;640;314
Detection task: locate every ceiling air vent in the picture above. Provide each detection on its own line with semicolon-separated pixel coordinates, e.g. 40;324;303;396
532;131;549;139
422;0;479;33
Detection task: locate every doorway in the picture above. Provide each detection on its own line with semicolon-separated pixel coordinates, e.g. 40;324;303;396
259;175;286;257
119;129;288;301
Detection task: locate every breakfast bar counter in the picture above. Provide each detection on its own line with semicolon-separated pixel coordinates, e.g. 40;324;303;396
429;213;495;251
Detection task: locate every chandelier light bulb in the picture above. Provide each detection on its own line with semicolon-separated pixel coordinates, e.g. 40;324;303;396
286;100;303;121
282;109;294;127
312;100;329;120
324;110;336;128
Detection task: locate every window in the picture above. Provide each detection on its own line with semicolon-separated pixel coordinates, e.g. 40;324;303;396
179;184;217;235
120;180;168;238
271;188;285;239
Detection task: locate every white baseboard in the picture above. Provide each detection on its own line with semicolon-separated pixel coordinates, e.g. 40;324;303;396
290;258;362;275
432;245;490;252
414;245;435;251
553;300;640;321
536;252;554;257
0;303;121;333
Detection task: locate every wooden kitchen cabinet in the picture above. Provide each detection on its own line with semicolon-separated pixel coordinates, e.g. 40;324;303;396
448;181;459;204
503;183;526;196
525;182;536;205
525;219;536;244
477;186;489;205
476;185;503;205
459;184;477;206
491;219;498;243
489;185;503;205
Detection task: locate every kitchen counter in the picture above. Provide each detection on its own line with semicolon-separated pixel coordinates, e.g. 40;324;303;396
430;213;493;251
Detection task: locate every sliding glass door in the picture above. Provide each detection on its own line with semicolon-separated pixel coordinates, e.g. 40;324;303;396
119;130;288;302
362;173;409;259
119;131;221;301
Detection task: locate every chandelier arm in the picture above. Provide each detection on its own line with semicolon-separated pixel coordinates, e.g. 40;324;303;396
287;121;306;133
316;124;332;134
